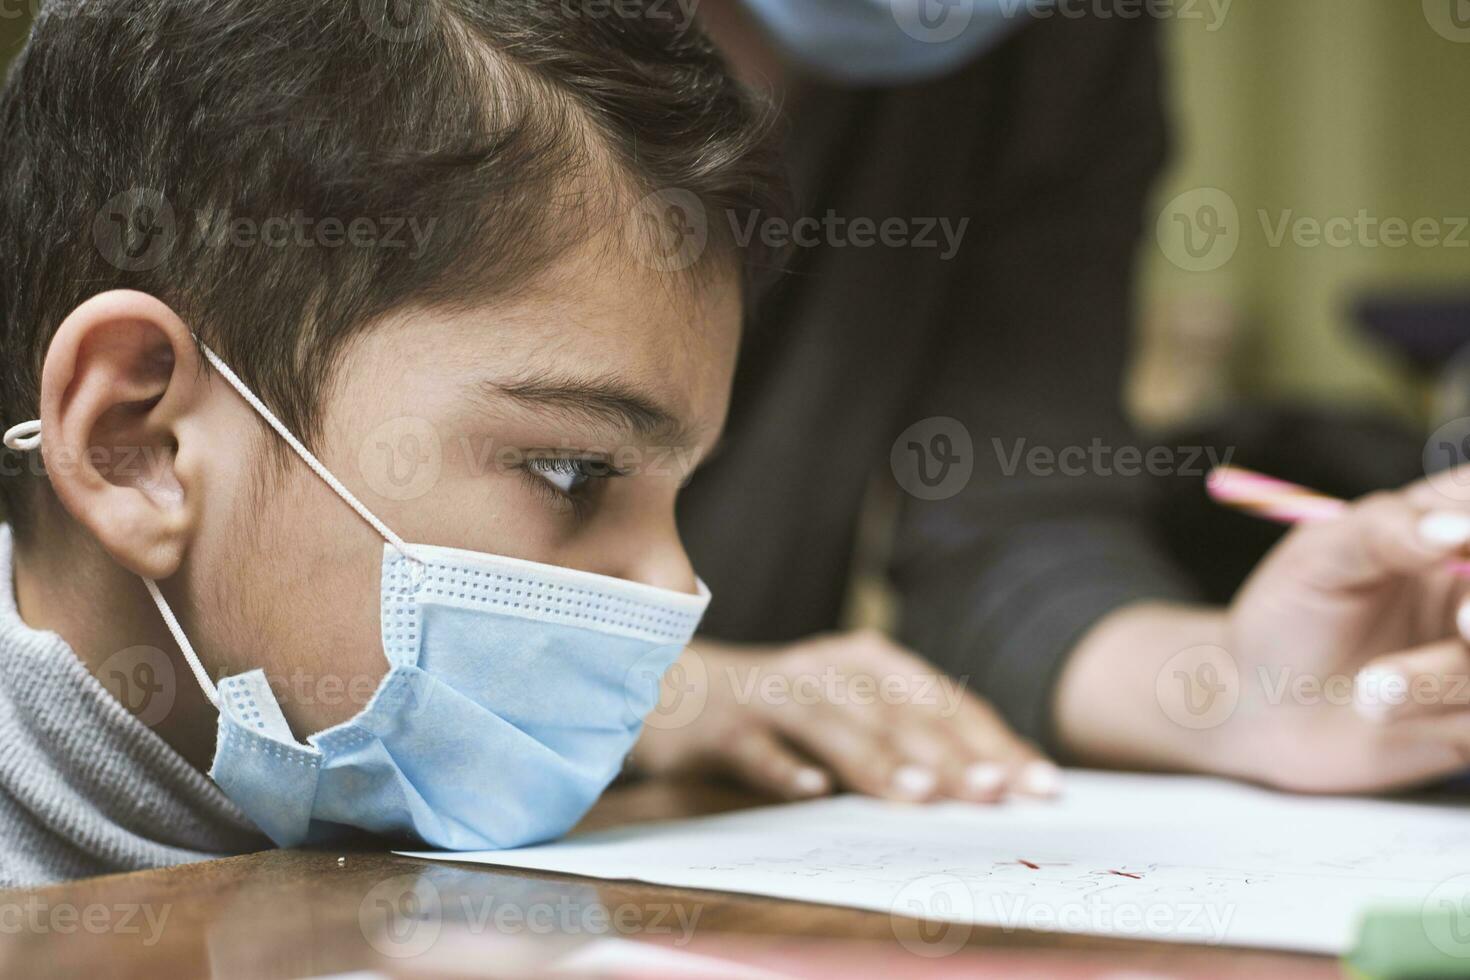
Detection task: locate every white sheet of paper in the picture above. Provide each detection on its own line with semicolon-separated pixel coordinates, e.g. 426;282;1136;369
399;770;1470;954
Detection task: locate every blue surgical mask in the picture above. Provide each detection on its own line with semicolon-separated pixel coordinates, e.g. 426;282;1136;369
739;0;1028;84
4;346;708;851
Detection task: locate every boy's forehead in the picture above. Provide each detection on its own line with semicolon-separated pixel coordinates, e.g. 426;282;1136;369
341;261;741;447
494;246;737;385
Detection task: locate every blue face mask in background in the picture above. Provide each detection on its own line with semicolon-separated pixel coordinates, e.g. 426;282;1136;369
739;0;1030;84
114;346;707;850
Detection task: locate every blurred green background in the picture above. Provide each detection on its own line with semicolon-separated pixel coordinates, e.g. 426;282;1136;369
1136;0;1470;428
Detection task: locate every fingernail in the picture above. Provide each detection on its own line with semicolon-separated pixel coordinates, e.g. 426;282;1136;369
1354;664;1408;722
792;767;828;796
963;763;1006;796
891;765;936;799
1020;761;1061;797
1419;511;1470;547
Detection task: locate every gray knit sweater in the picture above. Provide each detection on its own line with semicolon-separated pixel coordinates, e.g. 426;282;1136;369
0;526;266;886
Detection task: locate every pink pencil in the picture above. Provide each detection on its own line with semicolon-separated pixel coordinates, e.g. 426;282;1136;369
1206;465;1470;577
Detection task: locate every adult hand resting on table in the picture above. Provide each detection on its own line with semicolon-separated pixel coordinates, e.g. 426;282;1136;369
632;630;1060;803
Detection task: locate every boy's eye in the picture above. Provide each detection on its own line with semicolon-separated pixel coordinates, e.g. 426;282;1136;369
524;456;619;495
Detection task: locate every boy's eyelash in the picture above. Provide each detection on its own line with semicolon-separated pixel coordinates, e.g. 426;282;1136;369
524;456;627;480
529;457;600;476
518;455;627;520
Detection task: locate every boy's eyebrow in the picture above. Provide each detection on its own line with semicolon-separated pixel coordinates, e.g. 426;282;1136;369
479;375;696;445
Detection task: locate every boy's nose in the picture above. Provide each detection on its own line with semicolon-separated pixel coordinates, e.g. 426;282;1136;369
622;538;700;596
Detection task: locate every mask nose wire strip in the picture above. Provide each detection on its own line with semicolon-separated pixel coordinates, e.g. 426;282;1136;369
144;577;220;707
196;343;418;561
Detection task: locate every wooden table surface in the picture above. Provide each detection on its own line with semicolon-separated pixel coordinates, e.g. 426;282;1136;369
0;778;1344;979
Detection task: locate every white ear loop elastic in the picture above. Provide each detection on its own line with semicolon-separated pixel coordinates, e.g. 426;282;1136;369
193;345;417;559
145;578;223;706
3;342;422;708
2;420;40;451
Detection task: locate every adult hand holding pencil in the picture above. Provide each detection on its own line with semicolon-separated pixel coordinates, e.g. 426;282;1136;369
1058;462;1470;793
1204;464;1470;746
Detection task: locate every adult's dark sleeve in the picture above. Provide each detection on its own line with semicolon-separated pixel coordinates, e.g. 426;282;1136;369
889;15;1199;750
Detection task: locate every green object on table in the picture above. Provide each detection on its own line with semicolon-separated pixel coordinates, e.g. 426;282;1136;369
1345;905;1470;979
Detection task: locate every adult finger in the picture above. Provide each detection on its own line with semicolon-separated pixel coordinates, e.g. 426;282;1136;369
1387;710;1470;771
1354;639;1470;723
772;706;937;802
883;712;1007;803
946;689;1060;798
820;635;1057;799
842;636;1060;799
1276;492;1470;592
722;726;832;801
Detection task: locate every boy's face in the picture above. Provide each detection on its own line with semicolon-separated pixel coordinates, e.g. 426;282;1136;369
185;246;740;735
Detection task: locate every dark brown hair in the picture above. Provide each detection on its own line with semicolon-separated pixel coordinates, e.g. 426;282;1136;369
0;0;787;531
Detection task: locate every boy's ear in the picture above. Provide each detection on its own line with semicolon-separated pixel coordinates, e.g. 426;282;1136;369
38;289;207;579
